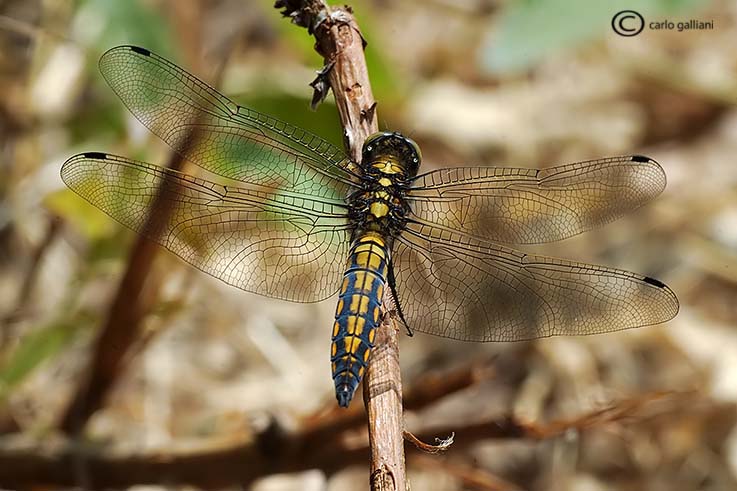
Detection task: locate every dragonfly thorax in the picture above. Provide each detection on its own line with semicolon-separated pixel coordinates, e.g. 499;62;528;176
348;184;408;239
345;132;419;239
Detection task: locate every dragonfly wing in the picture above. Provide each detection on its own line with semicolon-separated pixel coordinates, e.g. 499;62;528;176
98;45;357;199
392;221;679;342
408;156;666;244
62;153;351;302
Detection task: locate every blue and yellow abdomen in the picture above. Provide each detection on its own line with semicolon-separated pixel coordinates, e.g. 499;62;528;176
332;232;389;407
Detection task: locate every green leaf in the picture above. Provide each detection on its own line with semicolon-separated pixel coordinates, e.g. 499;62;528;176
80;0;175;58
46;188;118;241
0;320;82;401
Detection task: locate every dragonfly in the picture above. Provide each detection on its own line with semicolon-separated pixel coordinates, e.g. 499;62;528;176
62;46;679;408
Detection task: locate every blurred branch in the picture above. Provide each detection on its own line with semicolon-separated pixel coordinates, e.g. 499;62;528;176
58;141;183;435
408;391;678;445
403;360;494;411
1;216;61;337
410;454;522;491
15;217;62;313
0;391;697;489
58;15;230;434
0;15;69;43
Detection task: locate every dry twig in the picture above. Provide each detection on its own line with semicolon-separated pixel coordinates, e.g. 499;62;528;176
276;1;407;488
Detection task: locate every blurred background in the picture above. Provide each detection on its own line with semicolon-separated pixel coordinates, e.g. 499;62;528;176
1;0;736;490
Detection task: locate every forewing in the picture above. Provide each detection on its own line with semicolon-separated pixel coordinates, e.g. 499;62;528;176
392;221;678;342
61;153;351;302
408;156;666;244
98;45;357;199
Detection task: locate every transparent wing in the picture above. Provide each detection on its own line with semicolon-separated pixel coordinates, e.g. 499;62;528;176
392;221;679;342
99;45;358;199
61;152;351;302
407;156;666;244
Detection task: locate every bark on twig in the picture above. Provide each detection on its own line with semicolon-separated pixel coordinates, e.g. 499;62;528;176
364;315;406;489
276;0;378;160
276;1;406;489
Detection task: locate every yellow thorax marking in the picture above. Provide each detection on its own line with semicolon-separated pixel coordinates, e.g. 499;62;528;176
371;156;403;175
378;177;392;187
370;201;390;218
368;189;391;219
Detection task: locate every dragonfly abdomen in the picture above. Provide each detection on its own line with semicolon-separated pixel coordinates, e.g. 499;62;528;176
331;232;389;407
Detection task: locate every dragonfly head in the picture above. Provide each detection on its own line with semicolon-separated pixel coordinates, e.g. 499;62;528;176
361;132;422;179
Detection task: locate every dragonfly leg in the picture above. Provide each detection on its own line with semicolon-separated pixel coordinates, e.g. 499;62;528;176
388;258;413;337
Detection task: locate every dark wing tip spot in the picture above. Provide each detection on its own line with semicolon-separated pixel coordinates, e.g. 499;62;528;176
83;151;107;159
631;155;652;163
643;276;667;288
129;46;151;56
